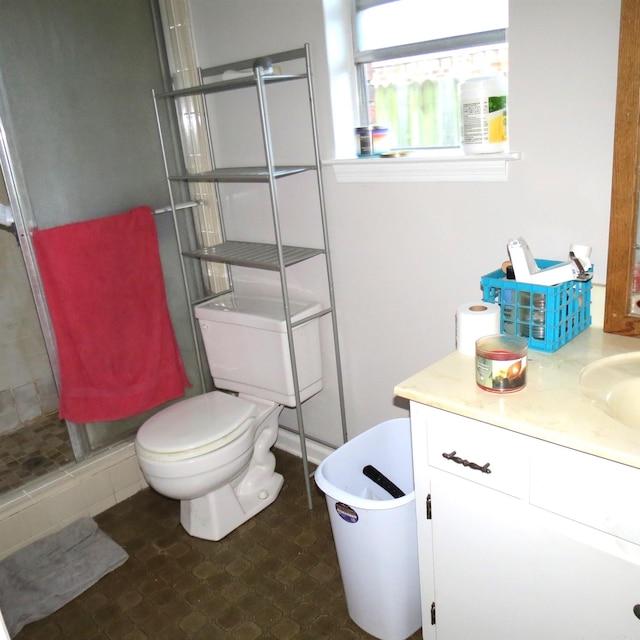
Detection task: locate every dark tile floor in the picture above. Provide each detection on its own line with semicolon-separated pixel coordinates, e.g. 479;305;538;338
14;449;423;640
0;414;73;494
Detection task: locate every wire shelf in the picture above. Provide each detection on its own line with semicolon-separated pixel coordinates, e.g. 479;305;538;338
183;241;324;270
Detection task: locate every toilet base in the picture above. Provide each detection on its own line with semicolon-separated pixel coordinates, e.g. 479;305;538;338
180;471;284;541
179;400;284;541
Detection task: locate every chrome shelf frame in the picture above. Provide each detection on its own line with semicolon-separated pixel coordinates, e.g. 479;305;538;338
153;43;347;509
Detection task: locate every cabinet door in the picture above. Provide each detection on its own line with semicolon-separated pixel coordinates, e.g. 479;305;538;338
431;469;533;639
431;470;640;640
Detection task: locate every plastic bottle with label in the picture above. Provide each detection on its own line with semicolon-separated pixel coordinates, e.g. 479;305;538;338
460;75;508;154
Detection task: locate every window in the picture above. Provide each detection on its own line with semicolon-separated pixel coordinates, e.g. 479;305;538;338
353;0;508;151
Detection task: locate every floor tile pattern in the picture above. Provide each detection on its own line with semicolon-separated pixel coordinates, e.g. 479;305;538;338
14;449;423;640
0;414;73;494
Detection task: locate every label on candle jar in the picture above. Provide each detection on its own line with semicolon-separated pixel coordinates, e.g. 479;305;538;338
475;335;527;392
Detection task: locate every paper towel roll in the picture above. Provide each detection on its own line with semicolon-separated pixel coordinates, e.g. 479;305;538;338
456;302;501;356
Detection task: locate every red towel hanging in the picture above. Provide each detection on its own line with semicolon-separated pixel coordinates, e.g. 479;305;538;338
32;206;190;423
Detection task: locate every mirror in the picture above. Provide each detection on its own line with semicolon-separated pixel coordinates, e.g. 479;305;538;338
604;0;640;336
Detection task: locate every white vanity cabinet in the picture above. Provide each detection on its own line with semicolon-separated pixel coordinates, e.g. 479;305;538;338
410;401;640;640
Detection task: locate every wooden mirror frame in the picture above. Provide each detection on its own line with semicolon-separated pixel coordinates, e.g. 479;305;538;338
604;0;640;336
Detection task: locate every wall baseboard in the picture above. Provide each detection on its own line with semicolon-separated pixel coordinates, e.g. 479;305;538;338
275;428;335;466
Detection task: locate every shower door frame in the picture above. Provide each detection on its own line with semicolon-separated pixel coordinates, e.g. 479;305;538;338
0;68;91;461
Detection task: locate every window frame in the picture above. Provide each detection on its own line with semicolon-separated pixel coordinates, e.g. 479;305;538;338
322;0;519;182
351;0;508;146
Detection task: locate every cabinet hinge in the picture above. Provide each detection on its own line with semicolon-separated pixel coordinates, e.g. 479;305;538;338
431;601;436;625
426;493;432;520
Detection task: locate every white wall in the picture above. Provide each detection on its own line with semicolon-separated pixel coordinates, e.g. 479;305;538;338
188;0;621;441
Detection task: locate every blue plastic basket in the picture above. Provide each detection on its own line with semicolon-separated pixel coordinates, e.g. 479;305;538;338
480;260;592;353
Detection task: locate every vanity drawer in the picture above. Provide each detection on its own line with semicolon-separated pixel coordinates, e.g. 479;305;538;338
530;442;640;546
425;407;528;498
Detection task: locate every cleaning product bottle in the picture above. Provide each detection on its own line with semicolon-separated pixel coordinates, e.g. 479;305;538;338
460;75;508;154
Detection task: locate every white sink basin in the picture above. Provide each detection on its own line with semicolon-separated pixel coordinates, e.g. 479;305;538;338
579;352;640;428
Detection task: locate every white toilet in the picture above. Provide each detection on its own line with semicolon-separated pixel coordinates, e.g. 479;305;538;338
135;292;323;541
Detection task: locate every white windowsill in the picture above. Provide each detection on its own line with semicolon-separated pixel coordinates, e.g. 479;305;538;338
325;150;521;183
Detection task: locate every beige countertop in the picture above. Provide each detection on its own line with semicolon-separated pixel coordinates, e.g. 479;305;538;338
394;299;640;469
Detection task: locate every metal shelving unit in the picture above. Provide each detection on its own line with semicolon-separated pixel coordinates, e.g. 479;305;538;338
153;44;347;509
169;166;314;182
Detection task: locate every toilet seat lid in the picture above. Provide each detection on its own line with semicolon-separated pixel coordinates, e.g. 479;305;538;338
136;391;257;456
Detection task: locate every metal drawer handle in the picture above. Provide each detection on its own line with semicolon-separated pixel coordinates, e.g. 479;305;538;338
442;450;492;474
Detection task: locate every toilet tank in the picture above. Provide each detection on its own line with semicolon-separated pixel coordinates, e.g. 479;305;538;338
194;293;323;406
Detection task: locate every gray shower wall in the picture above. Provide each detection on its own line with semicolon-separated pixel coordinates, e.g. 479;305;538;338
0;0;203;445
0;170;57;433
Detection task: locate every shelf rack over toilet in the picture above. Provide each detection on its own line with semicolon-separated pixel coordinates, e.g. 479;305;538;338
152;44;347;509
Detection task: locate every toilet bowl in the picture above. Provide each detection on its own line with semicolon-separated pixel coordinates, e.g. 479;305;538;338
136;391;284;541
134;291;323;541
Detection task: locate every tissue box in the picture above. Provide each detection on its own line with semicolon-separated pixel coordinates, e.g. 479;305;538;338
480;260;592;353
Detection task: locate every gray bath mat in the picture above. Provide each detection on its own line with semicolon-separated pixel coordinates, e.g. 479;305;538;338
0;517;128;637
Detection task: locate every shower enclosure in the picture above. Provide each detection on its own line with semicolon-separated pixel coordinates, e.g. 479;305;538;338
0;0;204;494
0;171;58;430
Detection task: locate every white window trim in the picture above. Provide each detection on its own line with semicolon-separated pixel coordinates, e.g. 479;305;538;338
325;150;521;183
321;0;519;183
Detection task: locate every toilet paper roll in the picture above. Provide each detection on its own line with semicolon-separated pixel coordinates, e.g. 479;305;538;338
456;302;501;356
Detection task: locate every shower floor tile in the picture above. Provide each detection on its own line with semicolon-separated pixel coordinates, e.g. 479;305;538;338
13;449;423;640
0;414;73;494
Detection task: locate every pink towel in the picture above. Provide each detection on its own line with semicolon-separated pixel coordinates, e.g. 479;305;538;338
32;206;190;423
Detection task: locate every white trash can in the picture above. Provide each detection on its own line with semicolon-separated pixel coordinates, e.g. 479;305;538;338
315;418;421;640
